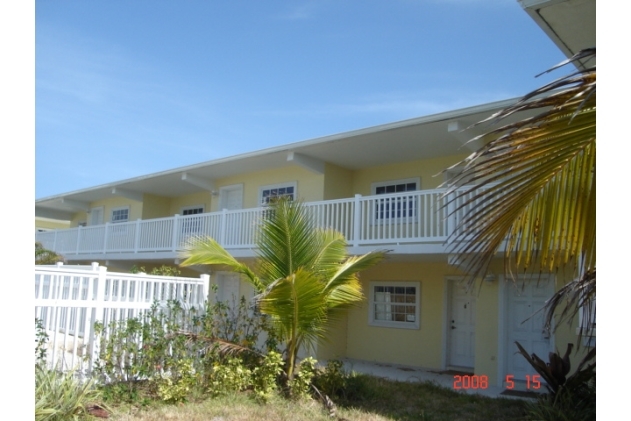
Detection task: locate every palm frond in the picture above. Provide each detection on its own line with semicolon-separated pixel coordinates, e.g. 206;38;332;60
256;198;318;283
443;49;596;284
180;236;263;291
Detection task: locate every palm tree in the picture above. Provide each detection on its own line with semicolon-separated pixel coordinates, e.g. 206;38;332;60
443;48;595;341
180;198;386;380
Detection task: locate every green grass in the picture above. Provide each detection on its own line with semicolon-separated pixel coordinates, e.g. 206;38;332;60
105;374;529;421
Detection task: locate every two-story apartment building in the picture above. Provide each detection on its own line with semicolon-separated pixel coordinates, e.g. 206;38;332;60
36;0;595;388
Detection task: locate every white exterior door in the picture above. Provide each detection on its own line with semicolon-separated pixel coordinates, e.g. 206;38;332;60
505;276;554;384
448;279;476;369
219;185;243;210
89;207;104;226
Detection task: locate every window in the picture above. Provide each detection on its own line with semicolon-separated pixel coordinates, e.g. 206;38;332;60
372;178;419;220
181;206;205;216
111;207;130;223
369;282;420;329
181;205;205;235
259;182;296;206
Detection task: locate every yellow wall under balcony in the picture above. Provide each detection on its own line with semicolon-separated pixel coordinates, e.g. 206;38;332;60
36;217;71;231
352;154;469;194
341;261;449;369
169;191;212;215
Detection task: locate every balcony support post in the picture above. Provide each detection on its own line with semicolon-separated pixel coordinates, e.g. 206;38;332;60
134;219;141;253
103;223;110;254
171;214;180;252
353;194;362;247
219;209;227;246
76;226;82;255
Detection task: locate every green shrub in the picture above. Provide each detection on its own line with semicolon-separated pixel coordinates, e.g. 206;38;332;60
93;296;273;403
251;351;284;402
313;359;348;399
210;357;252;395
157;358;199;403
289;357;317;399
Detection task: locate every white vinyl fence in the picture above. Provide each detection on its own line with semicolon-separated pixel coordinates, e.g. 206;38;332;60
35;263;209;375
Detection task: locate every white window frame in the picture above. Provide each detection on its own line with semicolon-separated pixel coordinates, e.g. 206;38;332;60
110;206;130;223
369;281;420;329
371;178;420;222
259;182;297;206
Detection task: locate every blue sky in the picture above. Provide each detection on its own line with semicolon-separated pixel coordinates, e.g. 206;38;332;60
35;0;567;199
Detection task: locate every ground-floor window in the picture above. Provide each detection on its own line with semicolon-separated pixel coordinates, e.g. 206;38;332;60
369;281;420;329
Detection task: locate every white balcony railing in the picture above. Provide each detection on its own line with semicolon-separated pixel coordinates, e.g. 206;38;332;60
36;188;472;258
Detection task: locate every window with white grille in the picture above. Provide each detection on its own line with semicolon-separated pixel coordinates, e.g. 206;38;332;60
372;178;419;220
111;207;130;223
369;282;420;329
259;182;296;206
182;206;205;215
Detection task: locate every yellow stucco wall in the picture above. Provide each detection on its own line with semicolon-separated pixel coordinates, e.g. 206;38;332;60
36;217;71;231
323;163;354;200
141;194;172;219
169;191;212;215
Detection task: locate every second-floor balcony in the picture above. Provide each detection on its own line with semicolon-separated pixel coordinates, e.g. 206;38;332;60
36;188;483;261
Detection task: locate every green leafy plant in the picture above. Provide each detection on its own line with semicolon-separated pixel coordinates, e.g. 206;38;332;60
35;318;49;366
313;359;348;399
288;357;317;399
35;365;104;421
210;357;252;396
93;296;271;403
251;351;284;402
35;242;64;265
157;358;198;403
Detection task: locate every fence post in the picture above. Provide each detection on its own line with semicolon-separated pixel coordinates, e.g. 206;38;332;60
353;194;362;247
88;263;107;375
200;274;210;303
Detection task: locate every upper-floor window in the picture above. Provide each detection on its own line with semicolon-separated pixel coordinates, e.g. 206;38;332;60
372;178;420;220
181;205;205;235
111;206;130;223
181;205;205;215
259;182;296;206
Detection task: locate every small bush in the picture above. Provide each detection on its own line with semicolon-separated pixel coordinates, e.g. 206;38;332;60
35;365;102;421
210;357;252;396
289;357;317;399
251;351;284;402
313;359;348;399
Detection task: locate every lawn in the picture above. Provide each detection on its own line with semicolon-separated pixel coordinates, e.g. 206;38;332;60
107;374;529;421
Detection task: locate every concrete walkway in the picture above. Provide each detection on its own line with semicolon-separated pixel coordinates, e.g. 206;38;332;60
337;359;539;400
